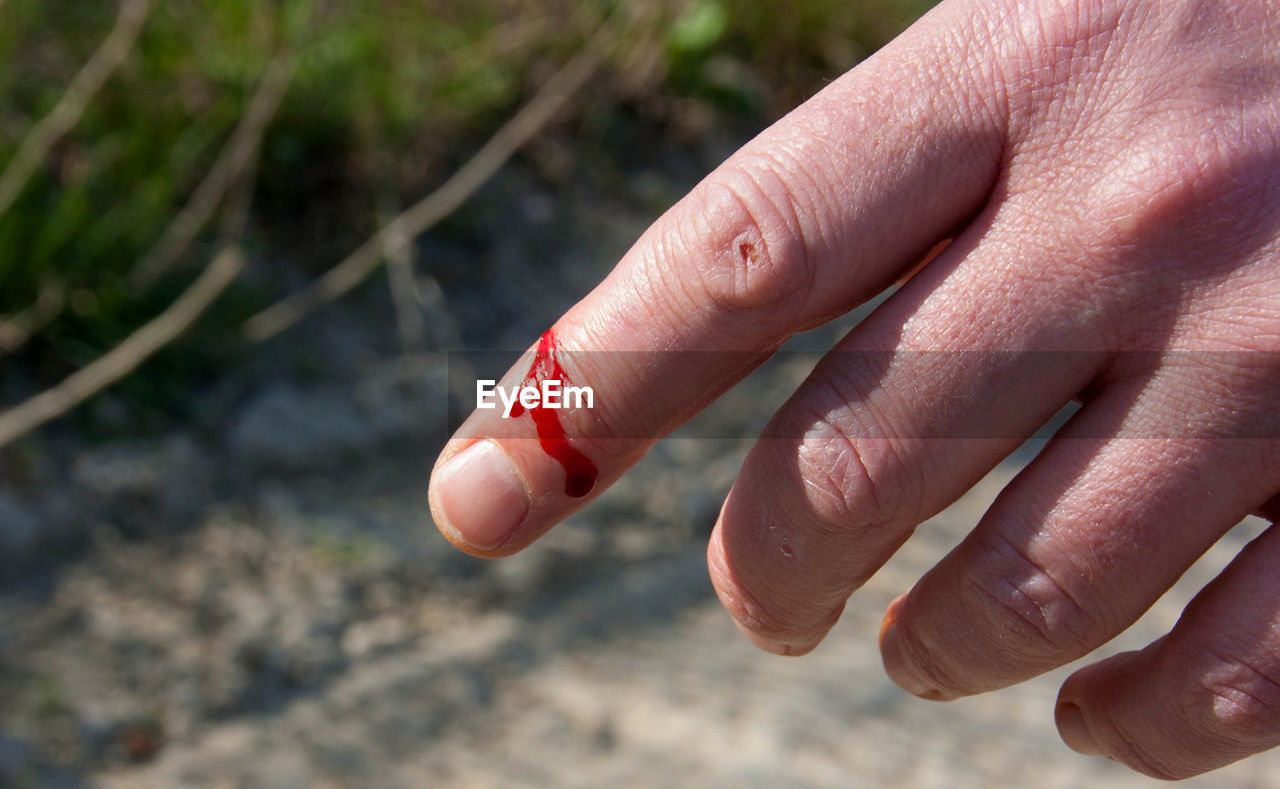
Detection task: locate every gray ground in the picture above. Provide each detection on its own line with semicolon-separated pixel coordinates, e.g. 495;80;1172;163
2;150;1278;788
4;436;1277;788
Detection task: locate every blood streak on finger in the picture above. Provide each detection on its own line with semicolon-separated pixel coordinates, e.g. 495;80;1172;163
509;330;598;497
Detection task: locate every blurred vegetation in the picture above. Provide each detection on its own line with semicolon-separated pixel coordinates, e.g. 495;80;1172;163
0;0;934;434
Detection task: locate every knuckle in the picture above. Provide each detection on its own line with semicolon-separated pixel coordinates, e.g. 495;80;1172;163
792;398;916;532
1089;131;1270;249
1096;651;1280;782
675;161;815;321
961;531;1108;662
1198;651;1280;744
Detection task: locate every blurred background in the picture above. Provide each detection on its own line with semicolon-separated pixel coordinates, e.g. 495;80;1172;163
0;1;1276;786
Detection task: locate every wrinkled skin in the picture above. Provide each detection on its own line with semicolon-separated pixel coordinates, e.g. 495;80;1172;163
430;0;1280;779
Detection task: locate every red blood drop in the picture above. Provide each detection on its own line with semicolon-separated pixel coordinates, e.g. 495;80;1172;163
509;331;598;497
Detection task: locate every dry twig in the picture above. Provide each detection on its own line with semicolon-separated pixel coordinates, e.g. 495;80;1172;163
0;281;65;355
446;14;551;67
129;48;295;288
243;29;612;342
0;0;152;219
0;247;244;451
0;31;285;445
379;199;427;350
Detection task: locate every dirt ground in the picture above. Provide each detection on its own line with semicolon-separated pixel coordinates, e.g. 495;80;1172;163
4;432;1277;787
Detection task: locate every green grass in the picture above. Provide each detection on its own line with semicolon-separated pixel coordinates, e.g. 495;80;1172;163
0;0;934;434
33;672;68;718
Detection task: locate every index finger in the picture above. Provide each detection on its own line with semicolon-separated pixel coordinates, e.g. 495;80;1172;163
429;0;1009;556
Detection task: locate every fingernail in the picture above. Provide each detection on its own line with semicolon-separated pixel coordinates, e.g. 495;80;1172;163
433;440;529;551
878;594;904;645
879;595;948;700
1055;701;1103;756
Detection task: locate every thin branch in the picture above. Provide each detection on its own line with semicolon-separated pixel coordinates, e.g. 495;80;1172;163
0;247;244;451
0;105;268;449
446;14;550;67
243;30;612;343
129;47;295;289
0;0;152;219
216;122;263;247
0;281;65;355
379;199;426;350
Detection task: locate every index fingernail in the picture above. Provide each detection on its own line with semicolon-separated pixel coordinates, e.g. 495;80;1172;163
433;440;530;552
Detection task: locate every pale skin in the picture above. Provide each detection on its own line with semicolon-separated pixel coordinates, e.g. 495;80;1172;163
429;0;1280;779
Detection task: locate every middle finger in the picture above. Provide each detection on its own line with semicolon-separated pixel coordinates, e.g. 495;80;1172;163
708;207;1111;655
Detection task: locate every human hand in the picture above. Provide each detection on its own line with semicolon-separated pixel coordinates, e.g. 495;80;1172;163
429;0;1280;778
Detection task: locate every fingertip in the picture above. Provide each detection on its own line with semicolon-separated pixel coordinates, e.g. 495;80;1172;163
429;439;532;557
1054;648;1194;779
707;526;779;651
1054;653;1129;760
1055;700;1104;757
706;519;833;656
878;592;955;701
730;617;817;657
